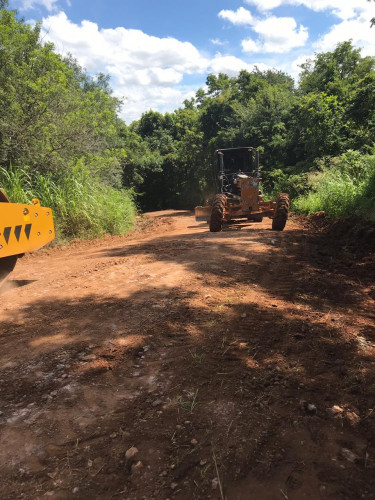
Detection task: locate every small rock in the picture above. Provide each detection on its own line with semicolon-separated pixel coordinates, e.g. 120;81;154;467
72;487;79;494
159;470;168;477
170;464;176;469
50;391;58;397
346;411;360;426
81;354;97;362
212;478;219;490
327;405;344;417
170;482;178;490
200;459;207;466
341;448;359;463
110;432;117;439
191;438;198;445
125;446;139;461
205;294;212;299
184;420;191;425
143;346;150;352
152;399;163;407
303;402;317;415
131;461;143;474
241;313;247;318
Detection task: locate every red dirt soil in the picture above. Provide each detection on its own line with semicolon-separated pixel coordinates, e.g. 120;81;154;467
0;211;374;500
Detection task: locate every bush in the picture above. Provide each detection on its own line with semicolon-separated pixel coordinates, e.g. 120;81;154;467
0;165;136;241
293;151;375;219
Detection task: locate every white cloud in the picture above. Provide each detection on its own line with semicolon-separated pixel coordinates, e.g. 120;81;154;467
314;7;375;57
244;0;372;21
20;0;59;11
219;7;308;54
218;7;254;25
40;12;262;122
209;54;272;76
210;38;228;46
244;16;308;53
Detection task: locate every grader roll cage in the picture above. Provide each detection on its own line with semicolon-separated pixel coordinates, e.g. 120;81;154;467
0;189;55;283
195;147;290;232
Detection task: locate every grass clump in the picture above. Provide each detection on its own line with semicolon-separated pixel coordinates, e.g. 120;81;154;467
0;165;136;242
293;151;375;220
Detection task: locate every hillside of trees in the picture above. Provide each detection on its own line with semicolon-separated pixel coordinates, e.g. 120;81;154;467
1;3;374;242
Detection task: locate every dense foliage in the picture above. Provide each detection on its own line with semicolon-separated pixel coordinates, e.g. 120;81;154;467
121;42;375;218
1;2;374;238
0;5;135;239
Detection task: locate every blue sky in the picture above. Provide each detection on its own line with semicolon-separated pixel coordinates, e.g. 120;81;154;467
9;0;375;123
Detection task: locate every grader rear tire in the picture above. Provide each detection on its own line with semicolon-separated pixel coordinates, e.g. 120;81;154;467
272;193;290;231
209;194;226;232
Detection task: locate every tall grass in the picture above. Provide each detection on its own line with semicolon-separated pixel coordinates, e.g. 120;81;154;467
293;151;375;220
0;166;136;241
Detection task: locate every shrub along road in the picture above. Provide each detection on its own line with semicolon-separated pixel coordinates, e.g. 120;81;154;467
0;211;374;499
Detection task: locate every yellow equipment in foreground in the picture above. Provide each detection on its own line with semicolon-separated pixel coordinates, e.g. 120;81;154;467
0;189;55;283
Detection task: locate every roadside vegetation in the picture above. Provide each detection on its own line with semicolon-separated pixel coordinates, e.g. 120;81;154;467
1;2;374;243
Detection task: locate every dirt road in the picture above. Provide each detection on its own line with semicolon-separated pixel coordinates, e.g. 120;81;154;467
0;211;374;500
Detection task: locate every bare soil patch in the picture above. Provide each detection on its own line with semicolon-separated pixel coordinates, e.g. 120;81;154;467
0;211;374;499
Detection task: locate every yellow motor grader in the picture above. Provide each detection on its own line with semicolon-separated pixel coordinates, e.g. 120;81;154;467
195;147;290;232
0;189;55;283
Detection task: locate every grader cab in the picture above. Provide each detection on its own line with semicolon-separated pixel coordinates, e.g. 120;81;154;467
0;189;55;283
195;147;290;232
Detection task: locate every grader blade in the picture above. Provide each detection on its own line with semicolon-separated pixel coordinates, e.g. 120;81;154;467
0;191;55;283
195;205;211;222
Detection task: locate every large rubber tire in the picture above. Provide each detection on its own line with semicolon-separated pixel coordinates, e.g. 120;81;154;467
272;193;290;231
0;255;18;285
209;194;226;232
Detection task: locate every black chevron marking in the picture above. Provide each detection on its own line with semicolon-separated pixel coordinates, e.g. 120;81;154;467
24;224;32;240
3;227;11;244
14;225;22;242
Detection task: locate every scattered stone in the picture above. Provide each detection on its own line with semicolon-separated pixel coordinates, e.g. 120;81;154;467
184;420;191;425
241;313;247;318
170;464;176;470
346;411;360;426
72;487;79;494
170;482;178;490
341;448;359;463
125;447;139;461
50;391;58;397
200;459;207;466
81;354;97;362
143;346;150;352
110;432;117;439
131;461;143;474
191;438;198;446
205;294;212;299
303;402;317;415
212;478;219;490
327;405;344;417
159;470;168;477
152;399;163;407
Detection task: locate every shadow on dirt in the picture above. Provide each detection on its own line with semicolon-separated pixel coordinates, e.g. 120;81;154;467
0;214;374;499
0;276;374;498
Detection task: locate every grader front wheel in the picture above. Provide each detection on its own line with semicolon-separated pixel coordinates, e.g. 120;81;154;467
272;193;290;231
209;194;226;232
